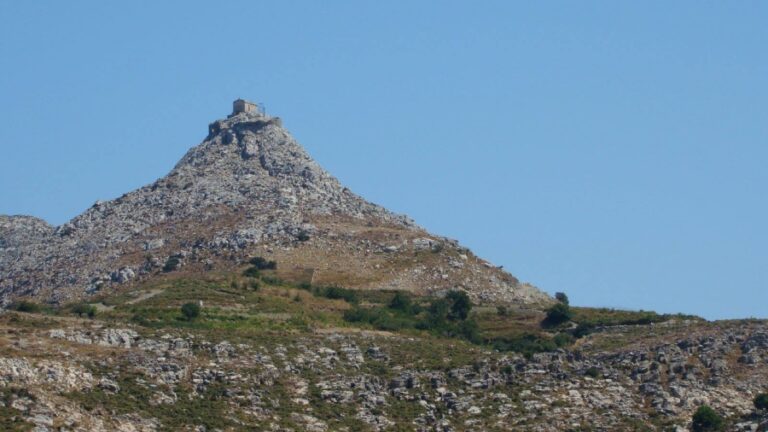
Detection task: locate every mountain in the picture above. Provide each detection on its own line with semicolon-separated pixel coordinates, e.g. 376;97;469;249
0;102;549;307
1;101;766;432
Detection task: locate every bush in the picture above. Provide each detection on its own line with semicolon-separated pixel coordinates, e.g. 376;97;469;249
490;334;558;358
555;292;569;305
11;301;41;313
456;319;481;343
318;286;358;304
691;405;725;432
754;393;768;410
389;292;413;313
72;303;96;318
552;332;574;348
297;230;310;242
343;307;412;331
573;323;595;338
496;305;509;316
163;256;181;273
248;257;276;270
543;303;573;327
585;366;601;378
261;275;284;285
181;302;201;321
242;267;261;278
446;290;472;321
343;307;375;323
248;280;261;290
425;299;450;327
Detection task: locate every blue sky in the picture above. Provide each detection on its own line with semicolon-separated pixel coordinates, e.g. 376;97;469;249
1;2;766;320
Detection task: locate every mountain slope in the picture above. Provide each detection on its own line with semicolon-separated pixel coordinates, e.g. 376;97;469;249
0;103;549;307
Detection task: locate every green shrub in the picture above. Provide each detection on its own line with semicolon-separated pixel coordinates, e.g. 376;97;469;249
543;302;572;327
496;305;509;316
573;323;595;338
11;301;41;313
425;299;450;327
555;292;569;305
72;303;96;318
691;405;725;432
343;307;412;331
248;257;276;270
163;256;181;272
242;267;261;278
297;230;310;242
389;292;413;313
585;367;601;378
343;307;376;323
317;286;358;304
456;319;481;343
553;332;574;347
754;393;768;410
248;280;261;290
446;290;472;321
181;302;201;321
490;334;558;357
371;314;412;331
261;275;284;285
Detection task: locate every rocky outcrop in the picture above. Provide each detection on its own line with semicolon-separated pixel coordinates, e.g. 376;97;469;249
1;319;765;431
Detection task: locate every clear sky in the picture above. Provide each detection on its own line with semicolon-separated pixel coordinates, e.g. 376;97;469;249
1;2;766;320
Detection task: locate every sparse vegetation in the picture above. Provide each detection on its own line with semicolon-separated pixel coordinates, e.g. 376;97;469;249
10;301;42;313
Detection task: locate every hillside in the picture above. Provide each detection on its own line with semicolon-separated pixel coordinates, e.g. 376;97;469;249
0;272;766;431
1;101;766;432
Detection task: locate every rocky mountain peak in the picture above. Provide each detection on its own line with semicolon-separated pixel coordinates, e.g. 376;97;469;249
0;101;550;307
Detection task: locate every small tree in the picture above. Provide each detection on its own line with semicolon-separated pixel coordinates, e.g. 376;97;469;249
754;393;768;411
543;302;572;327
181;302;201;321
426;299;450;327
555;292;569;305
446;290;472;321
691;405;725;432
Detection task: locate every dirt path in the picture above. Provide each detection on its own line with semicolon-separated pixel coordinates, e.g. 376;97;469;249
125;289;164;305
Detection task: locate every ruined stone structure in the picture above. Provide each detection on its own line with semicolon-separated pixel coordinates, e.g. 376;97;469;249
232;99;262;115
